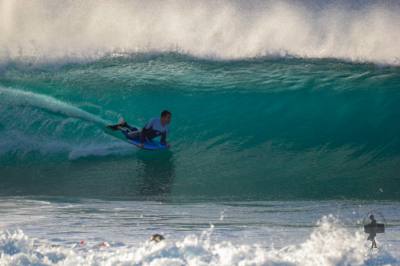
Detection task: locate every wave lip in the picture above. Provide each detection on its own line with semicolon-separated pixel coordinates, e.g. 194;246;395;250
1;1;400;65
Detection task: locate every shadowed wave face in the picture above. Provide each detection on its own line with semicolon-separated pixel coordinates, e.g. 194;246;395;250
1;54;399;201
0;0;399;201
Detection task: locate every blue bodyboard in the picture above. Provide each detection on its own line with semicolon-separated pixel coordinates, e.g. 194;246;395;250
121;130;167;150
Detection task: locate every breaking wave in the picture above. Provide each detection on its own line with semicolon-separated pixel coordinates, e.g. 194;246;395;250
1;0;400;65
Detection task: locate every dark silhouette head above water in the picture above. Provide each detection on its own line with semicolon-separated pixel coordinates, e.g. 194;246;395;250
150;234;165;243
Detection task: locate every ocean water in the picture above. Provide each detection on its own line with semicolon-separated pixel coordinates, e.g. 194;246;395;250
1;1;400;265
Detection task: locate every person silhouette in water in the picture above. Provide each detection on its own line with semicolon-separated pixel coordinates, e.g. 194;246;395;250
367;215;378;248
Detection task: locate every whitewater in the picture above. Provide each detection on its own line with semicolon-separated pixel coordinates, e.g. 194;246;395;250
1;0;400;265
1;0;400;64
0;198;399;265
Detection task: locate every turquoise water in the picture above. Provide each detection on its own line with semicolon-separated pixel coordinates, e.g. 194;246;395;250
1;55;400;200
1;1;400;265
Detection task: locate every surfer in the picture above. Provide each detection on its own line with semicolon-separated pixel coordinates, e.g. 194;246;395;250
367;215;378;248
150;234;165;243
108;110;171;148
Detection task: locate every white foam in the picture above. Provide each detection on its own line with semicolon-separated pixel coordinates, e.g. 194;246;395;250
0;128;134;160
0;1;399;65
0;87;109;126
0;216;396;266
68;142;135;160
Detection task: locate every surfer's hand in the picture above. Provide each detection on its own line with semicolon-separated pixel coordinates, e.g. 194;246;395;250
139;143;145;148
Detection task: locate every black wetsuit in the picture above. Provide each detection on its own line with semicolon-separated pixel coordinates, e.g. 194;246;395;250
140;117;168;145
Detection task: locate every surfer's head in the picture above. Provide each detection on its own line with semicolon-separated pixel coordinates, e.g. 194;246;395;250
161;110;172;125
150;234;165;243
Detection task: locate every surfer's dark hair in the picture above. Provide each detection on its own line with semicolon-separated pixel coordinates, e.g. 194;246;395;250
161;110;171;117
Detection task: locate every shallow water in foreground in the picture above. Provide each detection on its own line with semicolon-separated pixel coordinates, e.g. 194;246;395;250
0;198;399;265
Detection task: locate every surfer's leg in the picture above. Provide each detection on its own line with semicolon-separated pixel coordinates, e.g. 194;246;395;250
140;127;151;143
107;124;121;130
127;130;140;139
117;118;140;131
117;118;128;127
107;118;131;131
126;125;138;131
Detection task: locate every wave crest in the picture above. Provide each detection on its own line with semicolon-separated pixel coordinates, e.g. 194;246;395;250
1;1;400;65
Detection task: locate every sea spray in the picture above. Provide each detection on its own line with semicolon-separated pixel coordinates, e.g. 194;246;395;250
1;1;400;65
0;87;109;126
